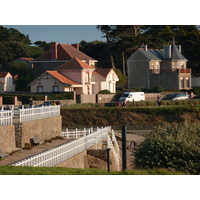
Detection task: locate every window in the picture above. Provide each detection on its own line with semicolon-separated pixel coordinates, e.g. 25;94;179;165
181;78;184;88
53;85;59;92
186;78;190;88
37;86;43;93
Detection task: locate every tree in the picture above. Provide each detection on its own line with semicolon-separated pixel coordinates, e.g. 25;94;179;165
1;62;33;91
96;25;116;69
0;26;31;45
134;122;200;174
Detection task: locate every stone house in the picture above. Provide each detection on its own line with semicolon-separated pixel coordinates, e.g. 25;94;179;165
127;43;191;90
0;72;15;92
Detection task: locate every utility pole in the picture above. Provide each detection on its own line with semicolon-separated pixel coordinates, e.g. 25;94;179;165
122;125;127;171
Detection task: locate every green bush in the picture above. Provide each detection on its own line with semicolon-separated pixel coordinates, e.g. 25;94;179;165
153;86;164;93
134;122;200;174
98;90;111;94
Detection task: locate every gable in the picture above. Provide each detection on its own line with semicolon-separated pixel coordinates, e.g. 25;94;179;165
128;50;152;61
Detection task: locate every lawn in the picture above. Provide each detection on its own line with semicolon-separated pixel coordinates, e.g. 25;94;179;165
0;166;188;175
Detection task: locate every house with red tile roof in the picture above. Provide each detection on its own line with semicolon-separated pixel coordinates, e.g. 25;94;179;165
31;42;97;78
0;72;15;92
29;57;119;95
10;57;34;68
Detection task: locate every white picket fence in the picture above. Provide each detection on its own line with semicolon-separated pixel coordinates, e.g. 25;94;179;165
0;110;13;127
62;127;103;139
19;105;60;123
11;126;113;167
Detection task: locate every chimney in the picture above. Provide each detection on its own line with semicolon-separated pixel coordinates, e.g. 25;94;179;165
51;42;57;60
140;44;148;51
71;43;79;50
163;45;171;59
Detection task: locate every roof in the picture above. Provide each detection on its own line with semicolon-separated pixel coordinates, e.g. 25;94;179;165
94;68;112;77
138;49;161;61
56;57;95;70
0;80;4;84
0;72;9;78
138;44;187;61
34;43;95;61
46;71;80;85
171;44;187;60
20;57;34;62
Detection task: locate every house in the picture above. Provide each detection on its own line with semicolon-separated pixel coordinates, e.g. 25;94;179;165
0;72;15;92
12;57;34;68
127;43;191;90
29;57;119;95
31;42;97;78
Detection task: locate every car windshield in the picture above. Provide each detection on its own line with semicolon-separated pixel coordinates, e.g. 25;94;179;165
121;94;129;97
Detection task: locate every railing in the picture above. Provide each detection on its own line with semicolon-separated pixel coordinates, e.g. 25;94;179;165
62;127;101;139
0;110;13;127
20;105;60;123
11;126;112;167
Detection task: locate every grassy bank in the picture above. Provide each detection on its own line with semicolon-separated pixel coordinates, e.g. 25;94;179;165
0;166;188;175
61;106;200;129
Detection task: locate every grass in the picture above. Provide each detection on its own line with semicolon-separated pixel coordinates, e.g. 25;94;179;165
0;166;188;175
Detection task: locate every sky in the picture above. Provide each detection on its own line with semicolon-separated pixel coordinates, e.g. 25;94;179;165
3;25;106;44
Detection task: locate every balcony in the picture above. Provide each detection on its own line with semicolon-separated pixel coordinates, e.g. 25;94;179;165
179;69;191;73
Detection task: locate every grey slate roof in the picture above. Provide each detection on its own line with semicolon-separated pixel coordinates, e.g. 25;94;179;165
138;49;161;60
171;44;187;60
138;44;187;61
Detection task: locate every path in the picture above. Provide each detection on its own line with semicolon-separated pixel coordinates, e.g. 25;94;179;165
114;130;149;169
0;138;73;166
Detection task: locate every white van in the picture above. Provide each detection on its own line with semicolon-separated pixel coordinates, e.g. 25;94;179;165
119;92;145;102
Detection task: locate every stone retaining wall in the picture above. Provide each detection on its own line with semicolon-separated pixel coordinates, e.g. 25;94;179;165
20;116;62;148
0;125;16;153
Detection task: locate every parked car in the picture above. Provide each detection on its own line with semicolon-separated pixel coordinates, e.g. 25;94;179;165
162;93;188;100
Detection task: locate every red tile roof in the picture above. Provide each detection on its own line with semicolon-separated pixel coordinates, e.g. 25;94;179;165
46;71;80;85
0;72;9;78
20;57;34;62
34;43;95;61
94;68;112;77
57;57;95;70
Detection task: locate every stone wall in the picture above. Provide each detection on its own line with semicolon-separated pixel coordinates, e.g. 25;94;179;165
0;125;16;153
56;144;120;171
96;94;116;103
15;116;62;148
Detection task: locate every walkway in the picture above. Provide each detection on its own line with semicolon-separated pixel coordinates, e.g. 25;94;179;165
0;138;73;166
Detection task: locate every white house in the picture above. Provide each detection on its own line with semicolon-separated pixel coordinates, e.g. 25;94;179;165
0;72;15;92
29;57;119;95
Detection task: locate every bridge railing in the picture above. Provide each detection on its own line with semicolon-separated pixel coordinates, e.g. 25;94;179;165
0;110;13;127
11;126;112;167
19;105;60;123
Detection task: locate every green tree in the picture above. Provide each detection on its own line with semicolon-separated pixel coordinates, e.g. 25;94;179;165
1;62;33;91
134;122;200;174
0;26;31;44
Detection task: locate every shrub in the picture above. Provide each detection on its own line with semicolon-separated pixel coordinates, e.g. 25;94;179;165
98;90;111;94
134;122;200;174
153;86;164;93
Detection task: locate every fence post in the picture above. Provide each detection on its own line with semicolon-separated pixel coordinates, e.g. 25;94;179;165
75;128;78;138
66;128;69;139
